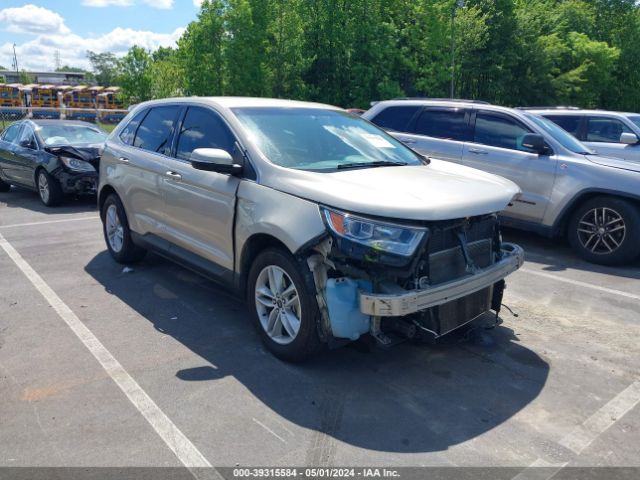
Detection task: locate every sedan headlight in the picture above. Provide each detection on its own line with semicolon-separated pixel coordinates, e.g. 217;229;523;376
321;207;426;258
60;156;96;173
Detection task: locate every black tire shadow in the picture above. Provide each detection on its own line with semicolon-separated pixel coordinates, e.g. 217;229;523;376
85;250;549;453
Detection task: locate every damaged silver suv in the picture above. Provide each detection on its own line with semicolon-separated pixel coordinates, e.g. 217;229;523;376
98;97;524;361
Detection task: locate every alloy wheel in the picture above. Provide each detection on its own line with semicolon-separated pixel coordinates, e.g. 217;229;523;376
254;265;302;345
577;207;626;255
38;172;50;204
105;204;124;253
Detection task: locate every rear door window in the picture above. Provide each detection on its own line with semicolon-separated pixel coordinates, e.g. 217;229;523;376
473;112;534;152
175;107;236;161
369;106;420;132
412;108;469;141
133;106;180;155
544;115;581;136
0;124;22;144
585;117;633;143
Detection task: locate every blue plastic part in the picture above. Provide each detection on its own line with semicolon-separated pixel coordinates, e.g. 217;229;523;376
325;278;372;340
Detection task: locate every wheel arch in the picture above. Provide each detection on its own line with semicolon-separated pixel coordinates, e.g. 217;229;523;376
238;233;293;295
98;184;119;220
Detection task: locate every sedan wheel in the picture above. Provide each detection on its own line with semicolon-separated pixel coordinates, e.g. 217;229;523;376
36;169;63;206
38;171;50;204
255;265;302;345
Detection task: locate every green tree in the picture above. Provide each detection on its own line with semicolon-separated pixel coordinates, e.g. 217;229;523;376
86;51;121;86
118;46;153;104
177;0;227;95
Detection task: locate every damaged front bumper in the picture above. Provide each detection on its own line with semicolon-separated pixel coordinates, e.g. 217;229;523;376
359;243;524;317
54;170;98;195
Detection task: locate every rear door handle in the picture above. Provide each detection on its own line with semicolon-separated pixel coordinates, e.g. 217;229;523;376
165;171;182;180
118;157;129;164
468;148;488;155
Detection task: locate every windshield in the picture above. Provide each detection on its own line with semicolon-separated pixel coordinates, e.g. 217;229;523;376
232;107;425;171
628;116;640;130
36;124;108;146
524;112;593;154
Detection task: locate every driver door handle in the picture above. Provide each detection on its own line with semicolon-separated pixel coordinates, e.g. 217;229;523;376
118;157;129;164
468;148;488;155
165;171;182;180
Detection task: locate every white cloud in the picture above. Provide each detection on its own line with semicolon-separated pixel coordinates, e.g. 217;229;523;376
193;0;203;6
143;0;174;8
82;0;134;6
0;26;185;72
0;4;70;35
82;0;174;8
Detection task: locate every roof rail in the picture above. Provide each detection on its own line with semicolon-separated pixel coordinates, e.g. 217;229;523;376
391;97;491;105
517;106;581;110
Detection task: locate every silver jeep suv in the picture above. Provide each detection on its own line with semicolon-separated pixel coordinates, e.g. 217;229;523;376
364;99;640;265
98;97;523;361
524;107;640;162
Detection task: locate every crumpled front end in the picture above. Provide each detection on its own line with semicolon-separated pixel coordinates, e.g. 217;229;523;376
306;211;524;346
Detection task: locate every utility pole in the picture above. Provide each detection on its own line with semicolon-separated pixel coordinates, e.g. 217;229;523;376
54;50;61;71
12;43;19;78
450;0;465;99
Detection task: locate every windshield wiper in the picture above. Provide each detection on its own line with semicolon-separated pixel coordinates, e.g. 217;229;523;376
337;160;408;170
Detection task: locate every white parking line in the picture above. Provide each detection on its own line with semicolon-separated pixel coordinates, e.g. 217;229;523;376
0;215;99;229
511;458;567;480
559;380;640;454
0;232;215;474
520;268;640;302
252;418;287;443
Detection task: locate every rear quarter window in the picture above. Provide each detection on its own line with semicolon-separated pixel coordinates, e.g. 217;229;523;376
369;106;420;132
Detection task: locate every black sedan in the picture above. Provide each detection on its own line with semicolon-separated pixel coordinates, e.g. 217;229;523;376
0;119;108;206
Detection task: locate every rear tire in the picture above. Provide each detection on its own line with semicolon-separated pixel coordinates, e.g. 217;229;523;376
568;196;640;265
0;178;10;192
36;169;63;206
101;193;146;264
247;248;323;362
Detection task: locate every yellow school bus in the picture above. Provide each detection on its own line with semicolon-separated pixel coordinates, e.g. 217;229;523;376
0;83;28;118
64;85;97;122
97;87;126;123
31;85;67;119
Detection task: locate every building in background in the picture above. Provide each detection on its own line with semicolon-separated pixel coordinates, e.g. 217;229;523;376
0;70;91;85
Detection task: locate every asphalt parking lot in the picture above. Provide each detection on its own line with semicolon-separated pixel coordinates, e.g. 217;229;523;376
1;188;639;474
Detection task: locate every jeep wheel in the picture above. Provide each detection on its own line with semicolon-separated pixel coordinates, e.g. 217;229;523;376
247;248;323;362
101;194;146;264
568;196;640;265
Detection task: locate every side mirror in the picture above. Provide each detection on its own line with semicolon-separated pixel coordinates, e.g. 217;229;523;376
190;148;242;175
19;139;36;150
620;132;639;145
521;133;547;155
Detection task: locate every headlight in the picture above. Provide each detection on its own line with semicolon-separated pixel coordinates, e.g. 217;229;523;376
321;207;426;257
60;156;96;173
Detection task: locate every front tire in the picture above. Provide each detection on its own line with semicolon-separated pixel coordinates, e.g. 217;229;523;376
568;196;640;265
101;193;146;264
247;248;323;362
36;169;63;206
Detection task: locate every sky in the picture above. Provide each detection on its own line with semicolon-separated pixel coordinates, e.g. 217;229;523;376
0;1;205;72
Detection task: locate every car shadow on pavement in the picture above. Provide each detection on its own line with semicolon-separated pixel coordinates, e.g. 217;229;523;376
503;228;640;279
85;251;549;454
0;185;97;216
